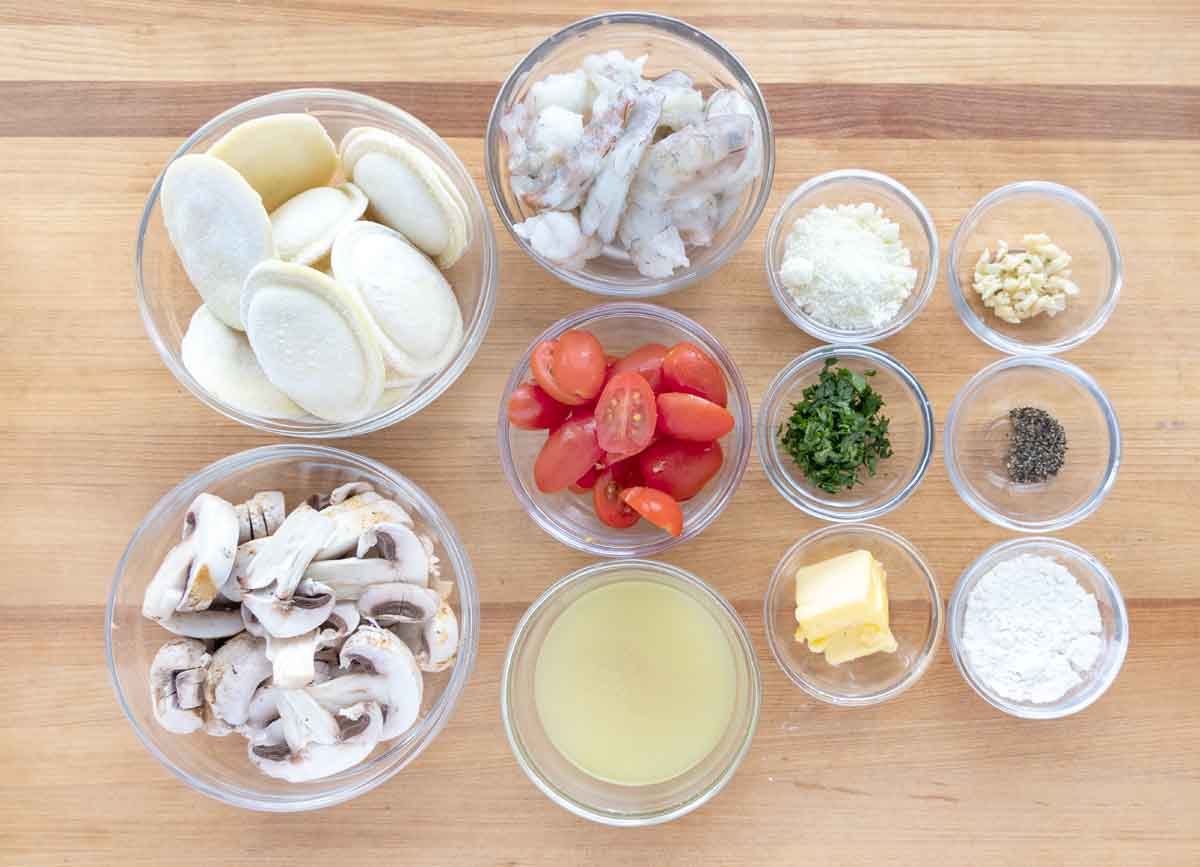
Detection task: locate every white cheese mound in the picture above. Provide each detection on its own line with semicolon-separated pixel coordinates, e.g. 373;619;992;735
780;202;918;331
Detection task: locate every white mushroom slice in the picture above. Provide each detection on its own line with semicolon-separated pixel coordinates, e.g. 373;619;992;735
181;306;306;420
421;602;459;672
176;493;239;613
357;583;441;625
335;625;423;740
161;154;275;330
241;601;265;638
174;667;206;710
265;631;321;689
330;482;375;506
247;499;268;541
150;639;211;734
235;502;252;544
271;183;368;266
203;705;237;737
307;484;379;513
142;541;193;622
315;494;411;561
204;632;273;727
339;126;471;269
357;521;430;585
226;537;265;599
159;608;246;639
240;503;333;597
246;491;286;537
241;261;386;423
207;113;338;212
248;701;382;782
319;602;361;650
243;579;336;639
330;221;464;379
276;689;341;752
305;523;429;596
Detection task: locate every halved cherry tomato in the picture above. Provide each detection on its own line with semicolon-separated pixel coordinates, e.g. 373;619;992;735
595;371;657;457
507;382;571;430
656;393;735;441
621;487;684;537
662;342;727;406
569;464;600;494
592;466;640;529
612;343;669;392
638;438;724;501
530;330;606;406
534;411;604;493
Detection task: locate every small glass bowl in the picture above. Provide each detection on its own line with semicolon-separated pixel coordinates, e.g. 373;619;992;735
498;303;752;557
137;88;498;437
764;524;942;707
105;444;479;811
947;537;1128;719
757;345;934;522
948;181;1121;355
485;12;774;297
765;169;938;343
502;559;760;826
944;355;1120;532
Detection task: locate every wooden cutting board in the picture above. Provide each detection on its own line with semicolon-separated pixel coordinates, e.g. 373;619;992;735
1;2;1197;864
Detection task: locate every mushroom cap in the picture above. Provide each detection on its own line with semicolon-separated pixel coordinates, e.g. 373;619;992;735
314;495;411;561
205;632;273;727
329;482;375;506
319;602;361;649
150;638;211;735
158;608;246;639
355;522;430;587
336;625;423;740
357;582;440;625
242;579;335;639
248;701;383;782
142;541;193;622
176;493;239;613
422;602;459;672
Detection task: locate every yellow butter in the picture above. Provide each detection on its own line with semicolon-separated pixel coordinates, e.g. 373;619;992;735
820;624;898;665
793;549;897;665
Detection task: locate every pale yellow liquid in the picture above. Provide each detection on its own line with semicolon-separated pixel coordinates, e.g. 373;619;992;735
534;578;738;787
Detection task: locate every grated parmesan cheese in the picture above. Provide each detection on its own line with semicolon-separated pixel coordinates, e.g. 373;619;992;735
779;202;917;331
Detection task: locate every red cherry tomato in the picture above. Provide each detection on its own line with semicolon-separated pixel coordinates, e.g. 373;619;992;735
611;343;669;392
569;464;600;494
533;411;603;493
662;342;727;406
530;330;606;406
638;438;724;501
621;487;684;537
656;393;735;442
595;372;657;457
507;382;571;430
592;466;640;529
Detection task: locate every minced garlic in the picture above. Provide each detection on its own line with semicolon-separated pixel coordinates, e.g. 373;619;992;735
972;233;1080;325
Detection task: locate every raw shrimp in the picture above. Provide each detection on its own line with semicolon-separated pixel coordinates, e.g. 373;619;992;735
704;90;763;227
500;101;535;175
529;69;590;115
584;50;648;111
671;193;720;247
651;71;705;131
579;86;664;244
513;211;601;268
504;103;584;179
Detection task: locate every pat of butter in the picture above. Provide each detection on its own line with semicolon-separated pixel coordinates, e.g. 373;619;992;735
793;549;897;665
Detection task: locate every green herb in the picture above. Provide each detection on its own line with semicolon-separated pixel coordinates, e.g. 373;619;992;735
777;358;893;494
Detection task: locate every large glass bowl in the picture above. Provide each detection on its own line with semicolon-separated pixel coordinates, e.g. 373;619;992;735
137;88;498;437
485;12;774;297
502;559;760;825
105;444;479;811
498;303;752;557
944;355;1120;532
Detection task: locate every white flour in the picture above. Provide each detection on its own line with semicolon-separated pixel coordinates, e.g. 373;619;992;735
961;554;1103;704
779;202;917;330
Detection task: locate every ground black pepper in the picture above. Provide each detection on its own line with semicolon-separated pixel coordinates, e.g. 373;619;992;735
1006;406;1067;484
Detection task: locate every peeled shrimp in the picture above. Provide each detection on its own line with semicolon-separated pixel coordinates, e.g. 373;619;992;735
704;90;763;227
583;50;648;110
513;211;602;268
652;71;705;131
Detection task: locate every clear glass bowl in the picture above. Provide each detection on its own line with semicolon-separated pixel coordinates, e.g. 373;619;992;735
948;181;1121;355
485;12;774;297
947;537;1128;719
105;444;479;811
502;559;760;825
757;345;934;521
944;355;1120;532
764;524;942;707
137;88;498;437
498;303;752;557
765;169;938;343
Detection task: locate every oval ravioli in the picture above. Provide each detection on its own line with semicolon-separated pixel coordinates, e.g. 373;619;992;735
331;221;464;378
181;305;306;419
161;153;274;330
339;126;470;269
270;183;368;266
241;261;385;422
208;113;337;211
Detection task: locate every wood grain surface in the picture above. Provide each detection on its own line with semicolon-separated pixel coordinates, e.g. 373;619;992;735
2;2;1198;865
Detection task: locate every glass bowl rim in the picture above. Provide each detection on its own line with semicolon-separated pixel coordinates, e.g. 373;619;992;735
135;86;499;438
483;10;776;298
946;179;1122;356
942;353;1121;533
763;523;943;707
500;557;761;826
756;343;935;521
764;168;940;344
946;535;1129;719
497;301;753;557
104;443;480;811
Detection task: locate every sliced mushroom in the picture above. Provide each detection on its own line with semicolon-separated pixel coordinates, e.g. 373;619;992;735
174;667;206;709
242;579;335;639
314;494;411;561
222;537;265;604
159;608;246;639
233;492;287;544
357;583;440;625
203;705;238;737
142;541;193;622
309;625;423;740
240;503;333;597
319;602;360;650
355;522;430;586
204;632;273;727
330;482;375;505
241;600;265;637
388;602;458;673
265;630;321;689
247;498;268;540
176;493;240;613
248;700;383;783
244;661;336;733
149;638;211;734
235;502;252;544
